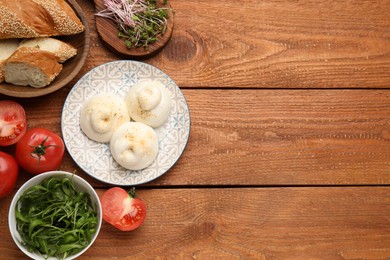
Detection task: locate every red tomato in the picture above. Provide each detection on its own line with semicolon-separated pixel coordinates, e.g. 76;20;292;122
0;151;18;198
15;127;65;174
0;100;27;146
101;187;146;231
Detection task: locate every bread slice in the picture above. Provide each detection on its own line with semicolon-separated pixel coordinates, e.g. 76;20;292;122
0;39;19;82
3;47;63;88
0;0;84;39
19;37;77;63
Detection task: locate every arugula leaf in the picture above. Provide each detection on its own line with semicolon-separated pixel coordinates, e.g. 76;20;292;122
15;176;98;259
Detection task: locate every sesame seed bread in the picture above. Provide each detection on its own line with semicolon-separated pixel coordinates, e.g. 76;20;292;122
0;39;20;83
19;37;77;63
0;0;84;39
3;47;63;88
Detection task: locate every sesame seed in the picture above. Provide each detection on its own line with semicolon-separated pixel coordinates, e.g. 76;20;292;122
32;0;84;35
0;6;37;38
0;0;84;39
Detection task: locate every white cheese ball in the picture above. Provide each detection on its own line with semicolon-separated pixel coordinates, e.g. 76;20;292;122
80;94;130;143
125;79;172;128
110;122;158;170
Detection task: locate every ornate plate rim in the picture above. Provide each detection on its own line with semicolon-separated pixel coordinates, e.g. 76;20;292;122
61;60;190;186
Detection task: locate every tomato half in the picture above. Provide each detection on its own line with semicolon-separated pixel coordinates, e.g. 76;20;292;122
0;151;18;198
0;100;27;146
101;187;146;231
15;127;65;175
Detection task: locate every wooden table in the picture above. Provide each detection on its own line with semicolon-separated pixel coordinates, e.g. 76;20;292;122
2;0;390;258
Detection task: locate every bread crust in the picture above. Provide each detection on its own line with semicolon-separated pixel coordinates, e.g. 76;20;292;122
0;0;84;39
0;39;20;82
3;47;63;88
19;37;77;63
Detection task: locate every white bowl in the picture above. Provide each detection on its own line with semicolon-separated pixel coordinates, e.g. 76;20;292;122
8;171;102;260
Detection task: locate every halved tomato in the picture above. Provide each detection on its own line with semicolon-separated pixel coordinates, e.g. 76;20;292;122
0;100;27;146
101;187;146;231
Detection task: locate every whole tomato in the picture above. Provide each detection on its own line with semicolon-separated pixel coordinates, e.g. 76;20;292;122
16;128;65;174
0;151;18;198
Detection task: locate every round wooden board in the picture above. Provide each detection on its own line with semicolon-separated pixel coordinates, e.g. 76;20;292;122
94;0;174;59
0;0;90;98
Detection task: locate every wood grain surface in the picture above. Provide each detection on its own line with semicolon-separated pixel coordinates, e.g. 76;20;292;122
1;0;390;259
4;89;390;187
148;0;390;89
1;188;390;259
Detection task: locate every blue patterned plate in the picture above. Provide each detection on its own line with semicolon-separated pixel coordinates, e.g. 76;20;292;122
61;61;190;186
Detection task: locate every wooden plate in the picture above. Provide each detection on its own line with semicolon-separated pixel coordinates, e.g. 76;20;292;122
0;0;90;98
94;0;174;58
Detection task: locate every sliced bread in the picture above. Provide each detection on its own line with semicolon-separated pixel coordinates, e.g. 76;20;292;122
3;47;63;88
0;39;19;82
19;37;77;63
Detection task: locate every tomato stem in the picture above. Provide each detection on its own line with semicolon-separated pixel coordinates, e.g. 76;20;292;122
30;136;58;163
128;187;136;198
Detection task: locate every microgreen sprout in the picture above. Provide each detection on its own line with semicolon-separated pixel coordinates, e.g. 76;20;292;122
96;0;171;49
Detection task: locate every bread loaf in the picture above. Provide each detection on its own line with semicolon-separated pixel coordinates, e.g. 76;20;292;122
0;39;19;83
19;37;77;63
3;47;63;88
0;0;84;39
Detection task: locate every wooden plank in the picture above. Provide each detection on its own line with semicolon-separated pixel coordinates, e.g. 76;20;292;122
3;89;390;186
2;187;390;259
78;0;390;89
163;89;390;186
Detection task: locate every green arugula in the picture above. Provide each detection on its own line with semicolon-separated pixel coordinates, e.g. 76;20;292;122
15;176;98;259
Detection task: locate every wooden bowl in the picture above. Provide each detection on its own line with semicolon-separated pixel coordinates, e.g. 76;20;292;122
94;0;174;58
0;0;90;98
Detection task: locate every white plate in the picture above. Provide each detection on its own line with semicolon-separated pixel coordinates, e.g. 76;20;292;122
61;61;190;186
